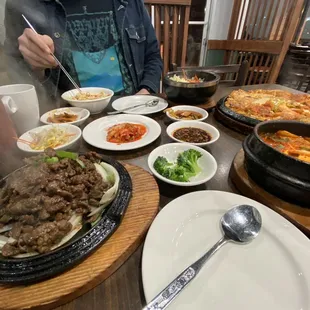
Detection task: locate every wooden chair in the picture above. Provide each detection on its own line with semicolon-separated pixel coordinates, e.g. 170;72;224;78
170;60;250;86
144;0;192;76
278;46;310;92
206;0;304;84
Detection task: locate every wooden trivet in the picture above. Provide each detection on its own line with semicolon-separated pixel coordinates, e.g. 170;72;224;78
159;94;216;111
230;149;310;236
214;106;253;134
0;164;160;310
170;98;216;111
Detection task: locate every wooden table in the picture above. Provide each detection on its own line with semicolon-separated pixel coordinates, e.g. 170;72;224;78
2;83;297;310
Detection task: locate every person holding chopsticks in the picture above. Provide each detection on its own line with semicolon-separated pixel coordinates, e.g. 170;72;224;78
4;0;162;97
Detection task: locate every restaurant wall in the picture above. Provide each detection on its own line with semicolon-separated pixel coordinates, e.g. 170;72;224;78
205;0;234;65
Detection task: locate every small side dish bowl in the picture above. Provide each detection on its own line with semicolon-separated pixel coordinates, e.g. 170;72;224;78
40;107;90;127
166;121;220;146
148;143;217;187
17;124;82;154
61;87;114;114
165;105;208;122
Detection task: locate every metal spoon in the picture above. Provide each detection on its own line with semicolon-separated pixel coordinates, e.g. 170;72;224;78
107;99;159;115
144;204;262;310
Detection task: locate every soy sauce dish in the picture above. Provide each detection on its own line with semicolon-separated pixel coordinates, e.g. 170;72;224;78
166;121;220;146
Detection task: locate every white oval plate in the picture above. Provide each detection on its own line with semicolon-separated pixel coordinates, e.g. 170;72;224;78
40;107;90;126
148;143;217;186
165;105;208;122
83;114;162;151
142;191;310;310
17;124;81;153
112;95;168;115
167;121;220;146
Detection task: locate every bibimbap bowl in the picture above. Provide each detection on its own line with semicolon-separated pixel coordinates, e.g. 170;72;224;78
163;70;220;104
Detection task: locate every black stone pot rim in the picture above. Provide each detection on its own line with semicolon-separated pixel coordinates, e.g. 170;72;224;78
243;136;310;190
164;70;220;88
253;120;310;168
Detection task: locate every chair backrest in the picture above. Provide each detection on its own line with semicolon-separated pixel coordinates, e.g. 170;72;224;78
144;0;192;77
207;0;304;85
172;60;250;86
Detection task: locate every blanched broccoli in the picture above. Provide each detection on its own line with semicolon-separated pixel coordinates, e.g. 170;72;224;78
177;149;202;174
153;149;202;183
173;166;196;182
153;156;172;173
154;156;182;181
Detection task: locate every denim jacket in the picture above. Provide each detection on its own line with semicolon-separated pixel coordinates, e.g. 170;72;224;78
4;0;162;97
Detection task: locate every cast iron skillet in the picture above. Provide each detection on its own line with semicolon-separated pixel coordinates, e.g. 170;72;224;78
0;155;132;284
243;120;310;206
163;70;220;104
217;96;260;127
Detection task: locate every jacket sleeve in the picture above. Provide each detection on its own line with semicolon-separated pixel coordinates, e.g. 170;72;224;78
4;0;52;88
4;0;36;84
139;2;163;93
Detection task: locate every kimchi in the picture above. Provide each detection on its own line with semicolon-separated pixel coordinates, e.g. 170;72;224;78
260;130;310;163
106;123;147;144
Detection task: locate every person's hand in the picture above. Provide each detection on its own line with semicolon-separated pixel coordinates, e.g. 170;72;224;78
18;28;57;71
136;88;150;95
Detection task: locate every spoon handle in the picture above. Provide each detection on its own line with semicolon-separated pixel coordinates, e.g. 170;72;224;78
144;237;227;310
107;103;147;115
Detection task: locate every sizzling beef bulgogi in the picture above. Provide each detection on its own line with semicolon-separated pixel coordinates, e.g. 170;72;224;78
0;150;111;257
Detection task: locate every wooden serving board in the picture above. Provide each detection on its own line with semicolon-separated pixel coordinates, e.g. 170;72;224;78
230;149;310;236
0;164;160;310
214;106;254;134
169;98;216;111
159;94;216;111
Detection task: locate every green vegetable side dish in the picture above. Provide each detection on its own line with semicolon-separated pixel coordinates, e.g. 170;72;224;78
42;150;85;168
154;149;202;182
45;156;59;164
55;150;78;160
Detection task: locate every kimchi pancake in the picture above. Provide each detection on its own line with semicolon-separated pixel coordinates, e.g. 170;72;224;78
224;89;310;123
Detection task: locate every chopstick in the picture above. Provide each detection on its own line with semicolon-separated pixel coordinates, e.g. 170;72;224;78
182;69;188;80
22;14;82;94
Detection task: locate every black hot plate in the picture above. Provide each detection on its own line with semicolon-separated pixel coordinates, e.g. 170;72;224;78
0;155;132;284
217;96;261;127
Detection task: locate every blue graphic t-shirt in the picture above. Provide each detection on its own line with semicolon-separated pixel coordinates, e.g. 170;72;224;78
61;1;133;94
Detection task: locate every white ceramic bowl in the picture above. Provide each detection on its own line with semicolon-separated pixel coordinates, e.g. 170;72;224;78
166;121;220;146
148;143;217;186
40;107;90;127
17;124;82;154
61;87;114;114
165;105;208;122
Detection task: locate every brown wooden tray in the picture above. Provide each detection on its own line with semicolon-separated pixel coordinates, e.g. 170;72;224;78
0;164;160;310
214;105;254;134
160;94;216;111
230;149;310;236
169;98;216;111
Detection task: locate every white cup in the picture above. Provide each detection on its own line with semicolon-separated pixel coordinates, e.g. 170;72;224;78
0;84;40;135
